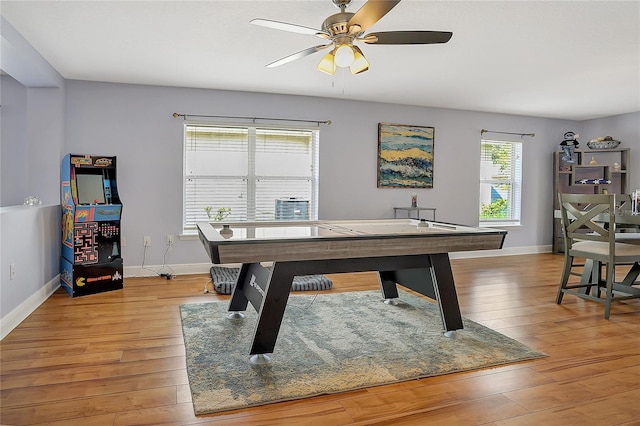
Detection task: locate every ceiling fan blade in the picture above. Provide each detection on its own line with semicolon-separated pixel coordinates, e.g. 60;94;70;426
250;18;331;39
266;44;332;68
348;0;401;33
364;31;453;45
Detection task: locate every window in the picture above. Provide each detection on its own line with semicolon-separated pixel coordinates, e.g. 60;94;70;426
183;123;319;232
479;139;522;226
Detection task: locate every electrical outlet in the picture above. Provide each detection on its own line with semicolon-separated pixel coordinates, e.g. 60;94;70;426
143;236;151;247
167;234;174;246
9;263;15;280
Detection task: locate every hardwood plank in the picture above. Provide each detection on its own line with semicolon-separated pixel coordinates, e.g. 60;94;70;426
43;413;118;426
340;366;554;423
503;365;640;412
496;389;640;425
1;369;188;408
0;350;123;373
0;356;186;390
112;400;352;426
349;394;528;425
120;344;185;362
0;387;177;425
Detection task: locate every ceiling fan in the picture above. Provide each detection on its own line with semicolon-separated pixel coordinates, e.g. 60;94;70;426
250;0;453;75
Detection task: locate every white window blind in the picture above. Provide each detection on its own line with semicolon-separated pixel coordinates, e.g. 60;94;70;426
183;124;319;231
479;139;522;225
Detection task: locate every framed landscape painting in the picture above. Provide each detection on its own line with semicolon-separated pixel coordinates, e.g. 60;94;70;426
377;123;434;188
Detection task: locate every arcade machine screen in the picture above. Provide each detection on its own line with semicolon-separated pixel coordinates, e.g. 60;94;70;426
76;171;106;204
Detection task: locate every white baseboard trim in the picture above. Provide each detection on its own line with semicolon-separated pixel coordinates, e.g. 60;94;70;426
124;263;215;278
450;245;553;259
1;275;60;340
125;246;553;277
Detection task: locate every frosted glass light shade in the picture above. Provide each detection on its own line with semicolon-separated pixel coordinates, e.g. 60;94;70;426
334;44;355;67
317;51;336;75
350;46;369;74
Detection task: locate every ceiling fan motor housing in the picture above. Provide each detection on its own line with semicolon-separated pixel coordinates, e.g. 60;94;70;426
322;12;355;36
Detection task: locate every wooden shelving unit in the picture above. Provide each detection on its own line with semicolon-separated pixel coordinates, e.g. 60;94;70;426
552;147;630;253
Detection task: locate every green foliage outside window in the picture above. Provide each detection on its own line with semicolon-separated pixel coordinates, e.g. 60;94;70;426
486;144;511;173
204;206;231;221
480;198;508;219
480;141;517;220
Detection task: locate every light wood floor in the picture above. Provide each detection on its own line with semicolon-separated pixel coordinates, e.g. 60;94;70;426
1;253;639;425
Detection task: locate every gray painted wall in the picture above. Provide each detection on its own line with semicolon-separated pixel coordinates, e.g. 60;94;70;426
1;76;66;207
1;18;65;328
0;205;60;324
1;75;29;206
64;80;581;267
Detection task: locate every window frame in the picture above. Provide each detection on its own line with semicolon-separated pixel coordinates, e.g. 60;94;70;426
479;138;523;227
182;121;319;234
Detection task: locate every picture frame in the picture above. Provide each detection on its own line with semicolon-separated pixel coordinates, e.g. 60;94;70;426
377;123;435;188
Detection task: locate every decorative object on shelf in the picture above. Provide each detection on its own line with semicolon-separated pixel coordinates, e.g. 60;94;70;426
23;196;41;206
587;136;621;150
614;162;621;171
589;156;597;165
377;123;434;188
576;178;611;185
411;193;418;207
559;131;579;163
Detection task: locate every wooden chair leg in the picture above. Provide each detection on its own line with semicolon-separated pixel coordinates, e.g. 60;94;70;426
595;261;604;298
557;254;573;304
604;263;615;320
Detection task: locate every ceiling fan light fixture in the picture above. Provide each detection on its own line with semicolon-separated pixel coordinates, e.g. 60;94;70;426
350;45;369;74
253;0;453;75
317;50;337;75
334;44;355;67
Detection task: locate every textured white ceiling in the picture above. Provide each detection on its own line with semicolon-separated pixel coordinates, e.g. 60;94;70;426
2;0;639;120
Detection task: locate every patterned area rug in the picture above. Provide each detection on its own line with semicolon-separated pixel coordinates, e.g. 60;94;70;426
180;290;546;416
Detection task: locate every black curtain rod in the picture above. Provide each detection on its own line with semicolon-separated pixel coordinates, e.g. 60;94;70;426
173;112;331;125
481;129;535;137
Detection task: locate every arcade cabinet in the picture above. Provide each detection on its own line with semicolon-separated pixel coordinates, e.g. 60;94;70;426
60;154;123;296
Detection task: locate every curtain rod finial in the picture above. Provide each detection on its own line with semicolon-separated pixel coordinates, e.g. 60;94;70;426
326;120;332;125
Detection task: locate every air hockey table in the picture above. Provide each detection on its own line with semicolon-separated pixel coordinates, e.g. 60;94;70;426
197;219;507;363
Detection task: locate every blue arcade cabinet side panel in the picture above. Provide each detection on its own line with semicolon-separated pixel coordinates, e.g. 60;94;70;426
60;153;124;297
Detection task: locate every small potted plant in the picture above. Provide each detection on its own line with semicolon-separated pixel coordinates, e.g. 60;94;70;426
204;206;231;221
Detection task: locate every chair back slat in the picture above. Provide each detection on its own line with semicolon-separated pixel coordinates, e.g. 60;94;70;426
559;193;617;249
